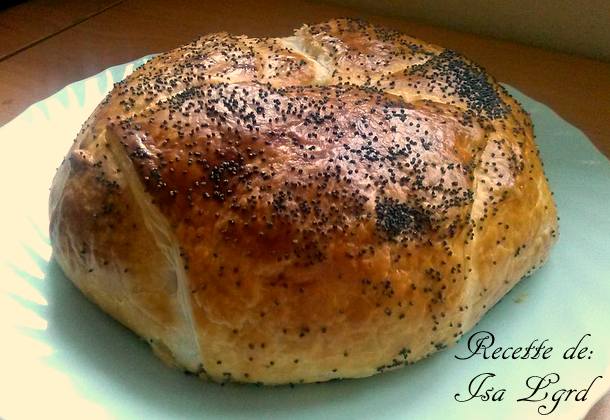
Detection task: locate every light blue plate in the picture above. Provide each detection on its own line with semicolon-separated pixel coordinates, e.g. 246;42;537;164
1;58;608;420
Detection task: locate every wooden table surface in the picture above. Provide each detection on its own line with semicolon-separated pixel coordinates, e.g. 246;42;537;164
0;0;609;417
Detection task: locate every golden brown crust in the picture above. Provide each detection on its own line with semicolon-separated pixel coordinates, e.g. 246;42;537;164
49;18;558;384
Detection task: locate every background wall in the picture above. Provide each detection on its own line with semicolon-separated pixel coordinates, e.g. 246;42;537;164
320;0;610;61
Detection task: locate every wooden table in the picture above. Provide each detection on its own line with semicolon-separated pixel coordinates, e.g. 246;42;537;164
1;1;609;418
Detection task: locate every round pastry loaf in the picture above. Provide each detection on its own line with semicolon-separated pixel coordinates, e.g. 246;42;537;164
49;18;558;384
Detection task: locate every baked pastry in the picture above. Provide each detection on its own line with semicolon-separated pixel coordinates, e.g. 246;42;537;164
49;18;558;384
